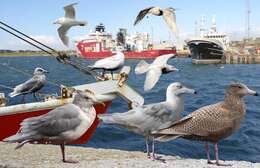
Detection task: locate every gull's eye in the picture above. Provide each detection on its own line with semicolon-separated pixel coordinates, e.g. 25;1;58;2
238;86;242;89
177;85;182;89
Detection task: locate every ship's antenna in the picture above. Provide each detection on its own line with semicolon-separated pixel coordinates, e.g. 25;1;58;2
150;26;154;44
245;0;251;39
199;15;206;38
195;21;198;36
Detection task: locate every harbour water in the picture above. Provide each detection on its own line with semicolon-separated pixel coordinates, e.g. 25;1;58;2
0;56;260;163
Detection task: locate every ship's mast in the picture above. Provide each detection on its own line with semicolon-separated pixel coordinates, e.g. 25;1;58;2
199;15;206;38
245;0;251;39
210;15;217;33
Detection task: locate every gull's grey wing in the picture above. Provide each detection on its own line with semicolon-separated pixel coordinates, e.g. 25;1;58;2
134;7;154;25
20;103;81;137
13;76;44;95
58;25;70;46
162;8;179;37
153;54;176;65
99;102;175;134
91;52;124;69
64;3;77;19
135;60;150;74
144;67;162;91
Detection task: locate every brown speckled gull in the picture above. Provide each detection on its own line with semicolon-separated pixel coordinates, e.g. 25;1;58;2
153;83;258;166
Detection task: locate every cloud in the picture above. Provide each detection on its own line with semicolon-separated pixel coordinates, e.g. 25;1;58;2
0;35;78;51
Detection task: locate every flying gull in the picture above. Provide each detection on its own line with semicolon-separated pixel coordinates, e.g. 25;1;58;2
135;54;178;91
134;7;179;37
98;82;196;161
54;3;87;46
9;67;48;102
88;51;125;78
4;90;103;163
153;83;257;166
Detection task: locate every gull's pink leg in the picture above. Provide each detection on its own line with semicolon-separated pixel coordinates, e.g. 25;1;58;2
150;137;166;163
21;95;25;103
214;143;232;166
146;137;150;158
60;143;78;163
205;142;214;164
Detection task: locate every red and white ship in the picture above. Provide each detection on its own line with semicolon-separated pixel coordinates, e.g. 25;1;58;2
0;67;144;144
76;23;176;59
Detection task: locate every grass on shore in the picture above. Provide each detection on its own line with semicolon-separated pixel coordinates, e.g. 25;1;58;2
0;51;53;57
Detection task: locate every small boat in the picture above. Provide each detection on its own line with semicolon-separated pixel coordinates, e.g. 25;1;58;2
0;67;144;144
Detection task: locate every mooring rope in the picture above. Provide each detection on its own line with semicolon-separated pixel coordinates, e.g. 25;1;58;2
0;21;100;80
0;62;62;88
0;21;57;53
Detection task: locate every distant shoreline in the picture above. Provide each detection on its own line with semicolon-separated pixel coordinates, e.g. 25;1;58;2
0;51;77;57
0;52;53;57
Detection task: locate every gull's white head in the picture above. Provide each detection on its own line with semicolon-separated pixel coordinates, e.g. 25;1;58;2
53;18;63;24
167;82;196;97
33;67;48;75
167;7;176;12
163;65;179;73
73;90;105;106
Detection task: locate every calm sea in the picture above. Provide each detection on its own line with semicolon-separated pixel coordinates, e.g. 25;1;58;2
0;56;260;162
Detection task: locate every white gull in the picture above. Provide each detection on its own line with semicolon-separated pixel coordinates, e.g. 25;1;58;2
98;82;196;161
54;3;87;46
4;90;103;163
134;7;179;37
135;54;178;91
88;51;125;78
9;67;48;102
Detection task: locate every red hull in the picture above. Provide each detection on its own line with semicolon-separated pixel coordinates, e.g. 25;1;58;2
76;41;176;59
0;101;111;144
78;50;177;59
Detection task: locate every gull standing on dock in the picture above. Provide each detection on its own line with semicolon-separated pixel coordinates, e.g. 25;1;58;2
9;67;48;102
98;82;196;161
153;83;258;166
54;3;87;46
135;54;178;91
134;7;179;37
88;51;125;78
4;90;103;163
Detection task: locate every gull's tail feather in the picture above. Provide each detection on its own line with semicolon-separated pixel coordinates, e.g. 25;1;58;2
98;114;117;124
9;91;19;98
4;132;39;149
135;60;150;74
78;21;87;26
4;133;29;143
15;139;31;149
154;134;181;142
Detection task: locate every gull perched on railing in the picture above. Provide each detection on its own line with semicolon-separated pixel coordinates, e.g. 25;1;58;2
4;90;103;163
88;51;125;79
135;54;178;91
9;67;48;102
134;7;179;37
98;82;196;161
54;3;87;46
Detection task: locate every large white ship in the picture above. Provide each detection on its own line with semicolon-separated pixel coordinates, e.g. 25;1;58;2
186;16;229;64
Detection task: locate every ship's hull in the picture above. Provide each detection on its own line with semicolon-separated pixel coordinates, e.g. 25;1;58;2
187;39;224;60
0;100;111;144
77;50;177;59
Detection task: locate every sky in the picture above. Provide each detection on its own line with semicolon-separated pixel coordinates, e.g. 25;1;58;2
1;0;260;50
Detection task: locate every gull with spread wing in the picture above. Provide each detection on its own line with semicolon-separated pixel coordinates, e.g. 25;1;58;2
54;3;87;46
135;54;178;91
134;7;179;37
